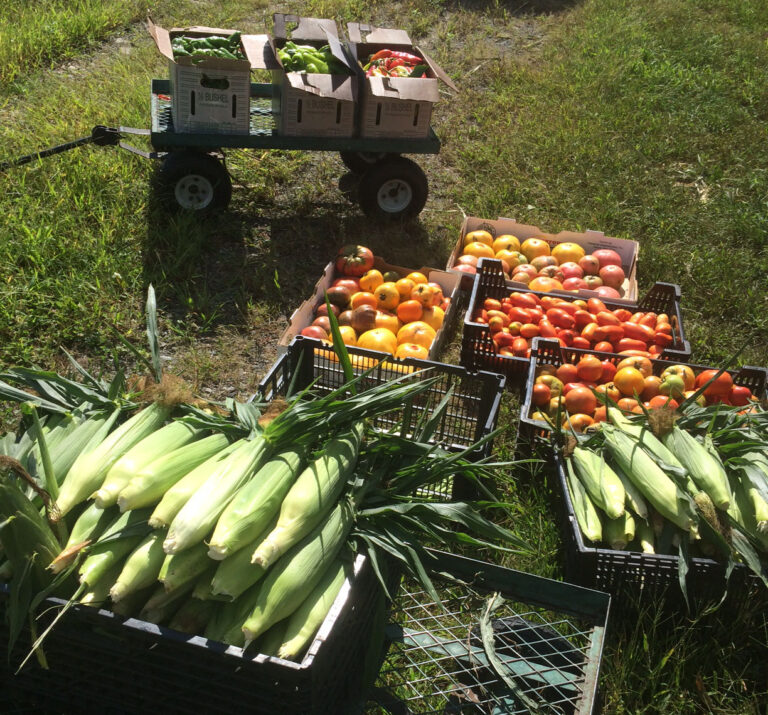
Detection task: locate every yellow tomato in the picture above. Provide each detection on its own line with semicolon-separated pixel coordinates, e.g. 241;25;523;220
492;234;521;254
551;242;586;265
357;328;397;354
397;321;436;349
463;229;494;247
358;269;383;293
520;237;551;261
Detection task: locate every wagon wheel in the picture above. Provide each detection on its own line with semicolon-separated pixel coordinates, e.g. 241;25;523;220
156;151;232;212
339;151;396;175
357;157;428;222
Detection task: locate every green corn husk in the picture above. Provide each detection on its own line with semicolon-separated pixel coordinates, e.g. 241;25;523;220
607;407;684;470
739;452;768;534
205;582;263;647
168;597;217;634
118;432;230;512
662;426;731;510
251;424;363;570
49;502;118;574
140;581;195;624
110;530;167;602
604;512;636;550
210;516;276;600
565;458;602;543
278;559;346;660
611;462;649;520
242;500;354;645
80;560;123;607
635;519;655;553
110;585;155;618
257;619;289;657
163;435;270;554
56;402;171;519
601;424;697;534
570;446;625;519
208;448;304;560
77;508;153;587
158;543;212;592
94;421;203;508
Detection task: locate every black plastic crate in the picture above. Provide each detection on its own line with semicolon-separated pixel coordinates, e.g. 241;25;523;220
460;258;691;387
259;336;506;461
550;453;766;612
519;337;768;447
363;549;610;714
1;553;388;715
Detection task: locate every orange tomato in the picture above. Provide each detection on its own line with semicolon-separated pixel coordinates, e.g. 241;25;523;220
420;306;445;331
357;328;397;354
374;311;402;334
616;356;652;378
520;323;540;339
463;229;494;247
593;405;608;422
640;375;662;401
411;283;437;308
427;282;445;306
563;413;594;432
532;382;551;406
349;291;378;309
493;234;521;254
395;277;415;299
397;321;436;349
520;237;551;261
495;249;526;269
617;397;640;411
565;387;597;416
358;269;383;293
395;342;429;359
463;242;495;260
406;271;428;285
556;363;579;385
396;299;423;324
576;355;603;382
648;395;679;410
595;382;620;403
528;276;564;292
614;367;646;397
374;282;400;312
551;242;586;264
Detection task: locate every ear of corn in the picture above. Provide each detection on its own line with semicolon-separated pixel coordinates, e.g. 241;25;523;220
662;426;730;510
564;457;602;543
204;582;262;647
56;402;170;519
602;424;698;534
148;439;243;529
636;518;655;553
140;580;196;624
251;424;363;570
49;503;118;574
163;436;269;553
168;598;216;635
278;558;346;660
79;560;123;607
242;499;353;645
604;512;635;550
257;619;289;657
611;462;649;520
607;407;683;469
210;516;277;601
570;446;625;519
109;530;167;602
117;432;230;513
158;543;211;593
94;421;202;508
208;448;305;560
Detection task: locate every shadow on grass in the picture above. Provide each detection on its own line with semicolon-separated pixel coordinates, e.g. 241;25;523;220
139;182;435;335
447;0;579;14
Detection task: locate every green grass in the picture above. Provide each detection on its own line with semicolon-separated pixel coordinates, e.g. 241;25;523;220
1;0;768;711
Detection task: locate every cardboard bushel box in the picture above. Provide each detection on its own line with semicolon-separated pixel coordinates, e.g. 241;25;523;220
149;21;274;134
449;215;640;302
278;257;460;360
270;14;357;137
346;23;457;139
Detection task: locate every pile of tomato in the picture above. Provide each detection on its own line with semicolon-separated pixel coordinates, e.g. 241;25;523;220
453;232;628;299
303;244;451;359
471;292;675;360
529;356;758;431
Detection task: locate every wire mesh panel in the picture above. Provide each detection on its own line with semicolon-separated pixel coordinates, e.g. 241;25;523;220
365;550;610;714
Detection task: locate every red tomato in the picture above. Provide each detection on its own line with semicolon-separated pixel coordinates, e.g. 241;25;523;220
593;341;614;353
695;369;733;397
335;244;374;276
532;382;551;406
539;319;558;338
547;308;575;329
600;360;617;384
729;385;753;406
572;337;591;349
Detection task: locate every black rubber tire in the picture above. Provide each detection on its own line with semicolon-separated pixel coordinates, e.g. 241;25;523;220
357;157;428;222
339;151;394;175
156;151;232;212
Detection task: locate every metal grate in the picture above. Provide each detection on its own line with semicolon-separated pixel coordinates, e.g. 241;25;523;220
364;552;609;714
151;89;276;135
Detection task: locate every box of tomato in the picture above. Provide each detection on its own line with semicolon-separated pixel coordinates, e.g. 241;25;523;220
278;245;460;362
518;337;767;446
459;258;690;387
448;215;640;299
